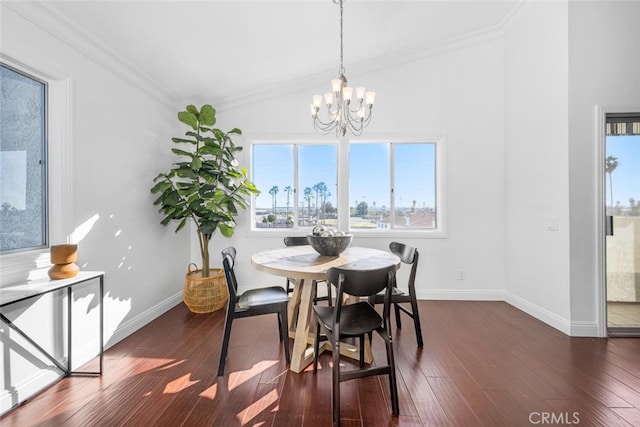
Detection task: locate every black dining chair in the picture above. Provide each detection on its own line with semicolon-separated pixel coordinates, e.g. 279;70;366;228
218;247;290;376
283;236;332;306
313;264;399;426
369;241;423;347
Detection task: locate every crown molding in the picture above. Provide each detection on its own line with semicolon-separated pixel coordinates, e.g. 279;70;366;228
216;1;529;111
3;1;179;110
4;0;528;113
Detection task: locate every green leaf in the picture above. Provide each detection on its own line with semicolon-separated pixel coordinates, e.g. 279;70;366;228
178;111;198;130
150;180;172;194
199;221;218;235
212;129;225;142
175;218;188;233
185;131;204;141
186;105;198;115
171;148;194;157
199;105;217;126
171;137;196;144
229;128;242;135
219;223;234;237
191;156;202;170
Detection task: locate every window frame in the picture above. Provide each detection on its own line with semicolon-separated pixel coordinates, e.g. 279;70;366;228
1;62;49;254
248;134;447;238
0;55;72;286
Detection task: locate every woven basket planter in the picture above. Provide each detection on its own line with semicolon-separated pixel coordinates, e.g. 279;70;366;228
183;264;228;313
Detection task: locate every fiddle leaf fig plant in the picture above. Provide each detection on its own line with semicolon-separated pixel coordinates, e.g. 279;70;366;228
151;104;259;277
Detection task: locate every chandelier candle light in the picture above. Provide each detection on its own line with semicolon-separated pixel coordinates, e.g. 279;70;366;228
311;0;375;137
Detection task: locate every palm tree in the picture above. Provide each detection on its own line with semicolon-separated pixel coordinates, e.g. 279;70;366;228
269;185;279;216
313;183;321;218
605;156;618;211
284;186;292;218
316;182;328;220
304;187;313;219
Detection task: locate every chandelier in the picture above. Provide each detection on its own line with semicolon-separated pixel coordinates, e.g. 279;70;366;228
310;0;375;137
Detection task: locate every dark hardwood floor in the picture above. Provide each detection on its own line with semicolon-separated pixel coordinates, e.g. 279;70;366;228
3;300;640;426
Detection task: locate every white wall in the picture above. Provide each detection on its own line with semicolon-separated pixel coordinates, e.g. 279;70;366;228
0;4;189;414
3;0;638;416
503;2;572;333
568;1;640;335
211;36;508;302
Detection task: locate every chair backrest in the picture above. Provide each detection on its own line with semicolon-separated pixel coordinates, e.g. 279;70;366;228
221;247;238;302
283;236;309;247
389;241;419;290
327;264;396;299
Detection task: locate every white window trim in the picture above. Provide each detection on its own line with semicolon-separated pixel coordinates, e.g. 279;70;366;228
0;54;73;286
246;133;447;239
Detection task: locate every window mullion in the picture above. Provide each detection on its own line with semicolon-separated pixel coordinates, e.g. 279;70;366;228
390;143;395;229
337;136;349;231
293;144;299;228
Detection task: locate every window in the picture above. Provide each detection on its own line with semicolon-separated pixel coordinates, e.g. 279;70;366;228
0;64;47;253
350;142;437;230
252;143;337;229
251;138;442;234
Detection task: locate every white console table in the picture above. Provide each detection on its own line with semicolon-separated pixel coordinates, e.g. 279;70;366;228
0;271;105;384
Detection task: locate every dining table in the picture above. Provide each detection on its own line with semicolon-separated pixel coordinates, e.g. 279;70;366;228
251;244;400;373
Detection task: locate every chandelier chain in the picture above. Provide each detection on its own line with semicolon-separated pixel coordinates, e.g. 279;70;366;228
339;0;345;76
311;0;375;137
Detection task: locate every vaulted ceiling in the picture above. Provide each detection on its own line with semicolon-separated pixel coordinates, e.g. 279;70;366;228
15;1;522;108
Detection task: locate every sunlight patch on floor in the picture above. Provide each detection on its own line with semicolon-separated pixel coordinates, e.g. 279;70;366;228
199;383;217;400
229;360;278;391
238;389;279;425
163;373;199;394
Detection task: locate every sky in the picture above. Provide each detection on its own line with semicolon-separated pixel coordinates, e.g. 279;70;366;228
252;143;436;212
606;135;640;207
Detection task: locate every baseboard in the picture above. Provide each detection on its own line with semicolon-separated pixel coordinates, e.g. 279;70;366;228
414;289;599;337
0;369;61;416
505;291;572;335
105;290;183;349
417;288;505;301
0;291;184;417
569;320;600;337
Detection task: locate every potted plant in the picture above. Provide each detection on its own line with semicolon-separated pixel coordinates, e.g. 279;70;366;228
151;104;259;313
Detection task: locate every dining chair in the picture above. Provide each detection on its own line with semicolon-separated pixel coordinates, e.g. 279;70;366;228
313;264;399;425
218;247;290;376
283;236;332;306
369;241;423;347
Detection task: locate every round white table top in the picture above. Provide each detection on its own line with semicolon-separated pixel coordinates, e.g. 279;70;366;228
251;245;400;281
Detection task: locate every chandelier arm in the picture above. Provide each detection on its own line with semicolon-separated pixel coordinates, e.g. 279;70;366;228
313;112;342;132
313;121;335;135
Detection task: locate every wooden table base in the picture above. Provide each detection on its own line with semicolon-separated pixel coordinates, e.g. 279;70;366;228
287;278;372;373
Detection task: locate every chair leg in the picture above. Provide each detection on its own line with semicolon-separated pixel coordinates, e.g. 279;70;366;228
313;322;321;373
359;334;365;368
280;304;291;364
394;303;402;328
326;282;333;307
217;308;234;376
384;332;399;416
332;333;341;426
409;295;424;348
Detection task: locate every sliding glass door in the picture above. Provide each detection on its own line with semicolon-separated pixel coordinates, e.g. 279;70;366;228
605;113;640;336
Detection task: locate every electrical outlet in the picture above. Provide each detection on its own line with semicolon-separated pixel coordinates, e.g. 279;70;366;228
547;217;558;231
458;270;466;280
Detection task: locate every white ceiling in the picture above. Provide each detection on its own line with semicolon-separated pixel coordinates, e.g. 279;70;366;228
26;0;522;108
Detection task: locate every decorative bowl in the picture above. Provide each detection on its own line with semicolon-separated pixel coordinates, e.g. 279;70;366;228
307;234;353;256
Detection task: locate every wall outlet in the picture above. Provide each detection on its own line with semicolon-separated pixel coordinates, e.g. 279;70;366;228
547;217;559;231
458;270;466;280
